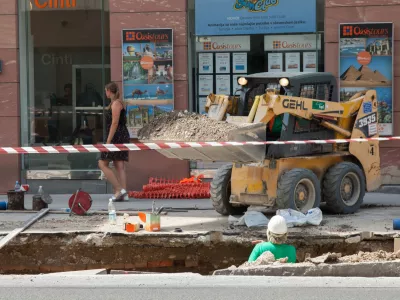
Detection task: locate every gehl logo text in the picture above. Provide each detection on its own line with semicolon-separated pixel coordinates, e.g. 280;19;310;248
282;99;308;110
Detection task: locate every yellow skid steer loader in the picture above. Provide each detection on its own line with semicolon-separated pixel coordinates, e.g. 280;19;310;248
154;72;381;215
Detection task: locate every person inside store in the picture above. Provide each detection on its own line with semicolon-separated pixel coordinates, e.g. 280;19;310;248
63;83;73;106
248;215;297;263
98;82;130;201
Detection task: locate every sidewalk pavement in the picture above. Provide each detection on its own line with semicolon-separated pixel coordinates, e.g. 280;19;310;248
0;193;399;237
4;191;396;211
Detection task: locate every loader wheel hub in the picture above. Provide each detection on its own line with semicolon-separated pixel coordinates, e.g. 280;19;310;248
297;188;307;201
294;179;315;211
340;172;361;206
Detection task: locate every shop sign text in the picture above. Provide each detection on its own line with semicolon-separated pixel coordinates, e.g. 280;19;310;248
196;36;251;52
125;31;170;43
42;54;72;65
342;25;389;38
264;34;321;52
282;99;308;111
234;0;279;13
34;0;76;9
273;41;312;50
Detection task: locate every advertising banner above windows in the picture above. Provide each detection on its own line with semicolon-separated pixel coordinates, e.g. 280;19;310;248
339;22;394;136
264;34;321;51
195;0;317;36
195;36;251;52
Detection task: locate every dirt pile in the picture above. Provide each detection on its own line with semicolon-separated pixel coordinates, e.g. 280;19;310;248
137;111;241;142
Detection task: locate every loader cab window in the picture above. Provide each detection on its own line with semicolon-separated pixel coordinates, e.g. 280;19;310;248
294;117;322;133
300;83;333;101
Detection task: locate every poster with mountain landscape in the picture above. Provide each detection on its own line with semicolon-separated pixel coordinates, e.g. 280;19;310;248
339;23;394;136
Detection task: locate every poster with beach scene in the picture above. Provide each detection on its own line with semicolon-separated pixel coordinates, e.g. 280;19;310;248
339;23;393;136
122;28;174;138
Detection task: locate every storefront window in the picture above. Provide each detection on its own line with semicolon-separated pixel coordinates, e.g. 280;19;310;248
18;0;110;183
190;0;325;114
188;0;325;172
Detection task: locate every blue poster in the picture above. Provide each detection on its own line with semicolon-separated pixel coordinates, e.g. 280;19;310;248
339;22;394;136
195;0;316;36
122;28;174;138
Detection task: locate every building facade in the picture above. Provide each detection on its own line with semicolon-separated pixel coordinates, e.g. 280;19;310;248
0;0;397;193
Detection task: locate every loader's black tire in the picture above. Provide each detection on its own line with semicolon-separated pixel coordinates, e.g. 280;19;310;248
211;164;247;216
276;169;321;213
323;162;365;214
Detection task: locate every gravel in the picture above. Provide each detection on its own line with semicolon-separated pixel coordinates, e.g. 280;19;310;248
137;111;241;142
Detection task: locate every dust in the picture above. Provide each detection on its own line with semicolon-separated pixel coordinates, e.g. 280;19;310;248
137;111;241;142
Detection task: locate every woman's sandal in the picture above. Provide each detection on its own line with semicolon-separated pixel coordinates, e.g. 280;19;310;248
112;189;128;202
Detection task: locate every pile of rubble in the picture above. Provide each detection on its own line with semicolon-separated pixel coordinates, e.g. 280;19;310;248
217;250;400;277
233;250;400;269
338;250;400;263
137;111;240;142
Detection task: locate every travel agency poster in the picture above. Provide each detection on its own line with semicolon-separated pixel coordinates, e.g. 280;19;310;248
122;28;174;138
339;23;394;136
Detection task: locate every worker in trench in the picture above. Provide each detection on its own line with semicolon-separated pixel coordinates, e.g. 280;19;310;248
248;215;297;263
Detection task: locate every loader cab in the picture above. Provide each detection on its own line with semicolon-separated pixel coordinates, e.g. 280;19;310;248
237;72;339;158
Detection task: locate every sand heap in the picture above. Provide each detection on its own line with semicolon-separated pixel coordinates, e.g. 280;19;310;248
137;111;241;142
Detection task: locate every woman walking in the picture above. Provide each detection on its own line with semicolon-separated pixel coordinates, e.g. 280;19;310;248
99;82;130;201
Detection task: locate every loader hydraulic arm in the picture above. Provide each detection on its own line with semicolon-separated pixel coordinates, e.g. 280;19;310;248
259;92;367;138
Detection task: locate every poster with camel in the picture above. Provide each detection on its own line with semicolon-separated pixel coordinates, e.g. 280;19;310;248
122;28;174;138
339;22;393;136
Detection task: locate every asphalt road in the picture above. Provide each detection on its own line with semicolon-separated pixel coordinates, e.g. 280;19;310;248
0;275;399;300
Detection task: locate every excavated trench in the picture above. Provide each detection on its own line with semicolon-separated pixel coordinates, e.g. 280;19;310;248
0;231;394;275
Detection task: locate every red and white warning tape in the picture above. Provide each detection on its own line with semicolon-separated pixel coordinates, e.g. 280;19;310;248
1;136;399;154
32;109;104;115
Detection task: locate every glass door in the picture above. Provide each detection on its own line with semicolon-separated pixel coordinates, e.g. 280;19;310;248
19;0;111;192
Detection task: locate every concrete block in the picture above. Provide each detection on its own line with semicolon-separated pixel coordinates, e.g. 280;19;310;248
345;236;361;244
134;262;148;269
361;231;374;240
147;261;161;268
394;238;400;252
185;260;199;268
159;260;174;267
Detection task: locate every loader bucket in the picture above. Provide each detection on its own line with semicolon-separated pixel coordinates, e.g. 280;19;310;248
153;123;267;163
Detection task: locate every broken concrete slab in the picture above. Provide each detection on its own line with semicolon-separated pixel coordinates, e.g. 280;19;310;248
213;261;400;277
46;269;108;276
